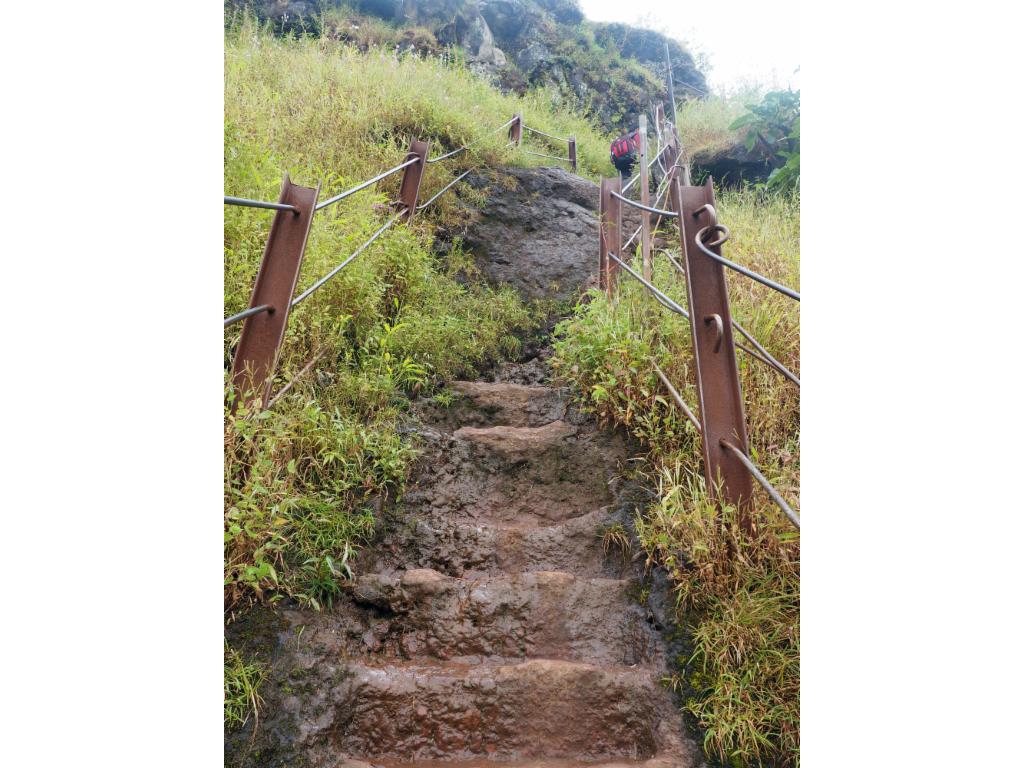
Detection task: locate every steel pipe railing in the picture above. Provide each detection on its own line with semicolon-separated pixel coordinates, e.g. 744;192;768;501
426;116;518;164
720;439;800;529
607;252;689;318
694;226;801;301
417;168;475;211
652;361;701;433
611;190;676;218
315;156;420;212
523;149;570;163
224;304;273;328
224;197;298;214
523;124;569;142
291;209;406;307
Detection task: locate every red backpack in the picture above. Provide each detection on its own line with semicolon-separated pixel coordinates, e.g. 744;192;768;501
610;131;640;160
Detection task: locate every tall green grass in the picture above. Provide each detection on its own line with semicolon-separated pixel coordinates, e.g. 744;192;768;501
678;86;766;158
552;187;799;766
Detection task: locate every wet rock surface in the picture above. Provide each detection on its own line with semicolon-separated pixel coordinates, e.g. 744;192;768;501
225;350;703;768
450;167;641;302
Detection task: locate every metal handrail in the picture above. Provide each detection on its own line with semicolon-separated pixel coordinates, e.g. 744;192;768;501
720;439;800;529
652;361;701;433
523;124;569;142
315;156;420;212
523;149;570;163
224;197;298;214
426;116;518;164
694;226;800;301
611;191;676;218
607;252;689;318
291;209;406;307
418;168;475;211
224;304;273;328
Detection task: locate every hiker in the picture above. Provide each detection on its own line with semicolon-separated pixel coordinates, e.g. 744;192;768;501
610;129;641;177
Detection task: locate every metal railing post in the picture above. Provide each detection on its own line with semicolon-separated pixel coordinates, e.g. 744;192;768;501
568;136;577;172
230;174;319;412
509;113;522;146
599;176;622;298
398;139;429;222
670;175;753;529
639;114;652;281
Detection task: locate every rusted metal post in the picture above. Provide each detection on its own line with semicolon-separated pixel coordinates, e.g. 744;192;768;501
671;176;753;528
509;113;522;146
599;177;622;298
568;136;577;172
639;114;652;281
230;175;319;412
398;139;429;222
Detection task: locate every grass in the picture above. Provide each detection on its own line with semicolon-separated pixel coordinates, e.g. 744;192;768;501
551;186;799;766
225;641;266;729
678;86;766;159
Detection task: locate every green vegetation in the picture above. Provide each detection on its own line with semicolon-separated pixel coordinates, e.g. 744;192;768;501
226;14;617;616
552;187;799;766
729;90;800;191
677;86;766;158
225;641;266;729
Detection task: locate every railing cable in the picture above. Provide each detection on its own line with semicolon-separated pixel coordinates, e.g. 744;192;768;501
315;156;420;212
694;226;800;301
523;149;571;163
611;190;676;218
224;304;273;328
719;439;801;529
417;168;475;211
224;196;298;214
291;209;406;307
658;247;800;387
652;361;701;433
607;252;689;318
426;116;518;164
522;124;569;142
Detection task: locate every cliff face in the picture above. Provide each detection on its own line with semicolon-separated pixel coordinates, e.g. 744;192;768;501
251;0;708;133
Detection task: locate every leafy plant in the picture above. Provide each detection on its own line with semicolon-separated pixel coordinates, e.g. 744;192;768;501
729;89;800;191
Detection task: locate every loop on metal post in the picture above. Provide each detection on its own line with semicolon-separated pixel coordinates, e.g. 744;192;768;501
704;314;724;352
697;224;731;249
692;203;718;227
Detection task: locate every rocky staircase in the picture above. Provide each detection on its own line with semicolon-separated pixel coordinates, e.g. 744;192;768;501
227;355;701;768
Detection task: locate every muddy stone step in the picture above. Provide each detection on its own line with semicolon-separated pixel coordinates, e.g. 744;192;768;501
352;569;656;665
419;381;567;428
402;421;626;524
345;757;685;767
373;507;623;578
330;659;682;763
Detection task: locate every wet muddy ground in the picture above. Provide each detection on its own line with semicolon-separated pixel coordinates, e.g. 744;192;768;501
226;346;704;768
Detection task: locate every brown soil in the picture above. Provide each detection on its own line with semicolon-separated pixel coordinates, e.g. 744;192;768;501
226;351;703;768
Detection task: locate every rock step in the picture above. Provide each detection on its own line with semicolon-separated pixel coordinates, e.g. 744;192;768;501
401;421;626;524
344;757;682;767
419;381;566;428
329;659;685;764
352;570;657;665
373;507;623;578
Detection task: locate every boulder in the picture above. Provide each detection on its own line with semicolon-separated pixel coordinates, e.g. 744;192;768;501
449;167;641;302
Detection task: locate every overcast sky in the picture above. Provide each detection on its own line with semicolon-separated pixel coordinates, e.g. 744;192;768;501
576;0;800;93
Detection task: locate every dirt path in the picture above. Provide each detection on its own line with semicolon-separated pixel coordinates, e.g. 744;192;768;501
227;346;702;767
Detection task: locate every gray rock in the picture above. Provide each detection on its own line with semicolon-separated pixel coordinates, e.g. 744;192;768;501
451;166;640;302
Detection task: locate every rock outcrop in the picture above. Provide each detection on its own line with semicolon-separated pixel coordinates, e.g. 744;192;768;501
445;166;641;302
247;0;708;132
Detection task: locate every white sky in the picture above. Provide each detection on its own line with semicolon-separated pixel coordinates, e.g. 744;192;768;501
576;0;800;93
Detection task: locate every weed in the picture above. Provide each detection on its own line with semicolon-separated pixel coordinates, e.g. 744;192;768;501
224;641;266;729
599;521;632;562
551;185;799;766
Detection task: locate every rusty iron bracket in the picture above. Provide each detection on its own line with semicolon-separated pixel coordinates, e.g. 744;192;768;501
509;114;522;146
638;115;652;281
398;139;429;222
671;176;753;526
230;175;319;412
568;136;577;172
599;177;622;297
